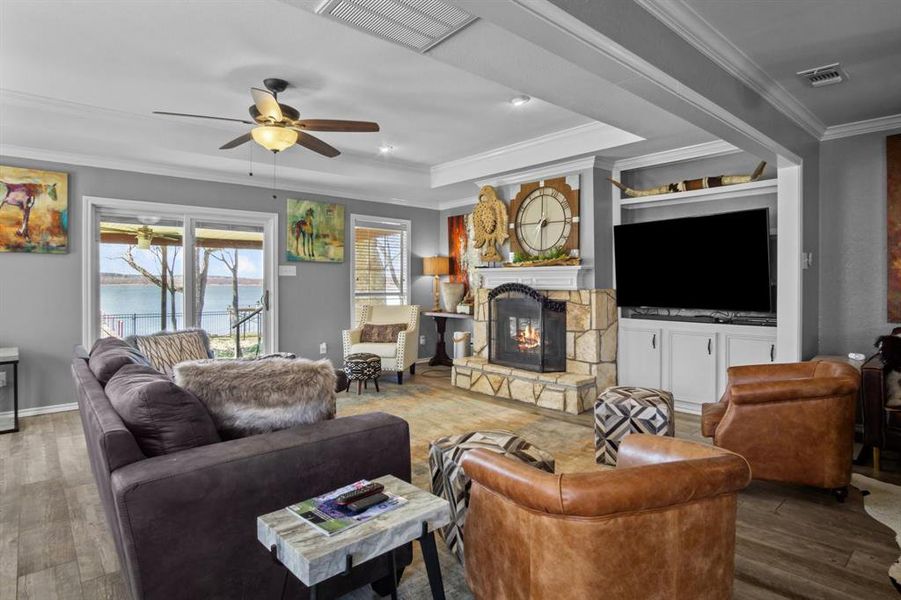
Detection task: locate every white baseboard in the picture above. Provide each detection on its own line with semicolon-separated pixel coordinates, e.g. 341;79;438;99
2;402;79;419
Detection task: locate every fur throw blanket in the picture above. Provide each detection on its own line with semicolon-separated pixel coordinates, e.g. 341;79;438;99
173;357;337;438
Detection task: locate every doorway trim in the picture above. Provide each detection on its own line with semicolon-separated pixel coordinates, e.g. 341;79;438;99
81;195;279;352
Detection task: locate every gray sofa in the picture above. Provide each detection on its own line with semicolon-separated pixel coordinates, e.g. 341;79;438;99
71;344;411;600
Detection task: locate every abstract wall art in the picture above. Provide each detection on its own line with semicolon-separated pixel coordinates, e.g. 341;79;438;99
888;134;901;321
0;165;68;254
286;198;345;263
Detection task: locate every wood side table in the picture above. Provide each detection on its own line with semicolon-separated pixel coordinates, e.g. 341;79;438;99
0;348;19;435
423;312;472;367
258;475;451;600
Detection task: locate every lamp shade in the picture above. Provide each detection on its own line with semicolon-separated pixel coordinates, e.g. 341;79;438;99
423;256;450;276
251;126;298;152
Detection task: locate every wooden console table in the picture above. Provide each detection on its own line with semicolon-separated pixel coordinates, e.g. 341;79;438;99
422;312;472;367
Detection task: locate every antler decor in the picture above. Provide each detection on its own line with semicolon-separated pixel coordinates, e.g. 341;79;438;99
609;161;767;198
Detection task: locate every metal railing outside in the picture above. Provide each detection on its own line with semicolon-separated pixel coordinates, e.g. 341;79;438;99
100;309;261;338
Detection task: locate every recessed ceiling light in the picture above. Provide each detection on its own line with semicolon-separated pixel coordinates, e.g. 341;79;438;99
510;95;531;107
378;144;395;154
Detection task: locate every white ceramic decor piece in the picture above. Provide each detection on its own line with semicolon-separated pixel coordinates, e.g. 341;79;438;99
441;282;465;312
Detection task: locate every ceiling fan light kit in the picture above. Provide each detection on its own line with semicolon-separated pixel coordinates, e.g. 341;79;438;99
252;126;298;153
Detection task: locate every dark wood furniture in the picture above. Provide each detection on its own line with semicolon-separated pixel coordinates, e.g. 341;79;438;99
422;312;471;367
862;327;901;472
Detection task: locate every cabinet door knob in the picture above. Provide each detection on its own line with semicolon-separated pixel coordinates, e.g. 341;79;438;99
707;339;712;355
651;333;656;349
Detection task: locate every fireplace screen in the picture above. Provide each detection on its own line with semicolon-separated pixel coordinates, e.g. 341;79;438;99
488;283;566;372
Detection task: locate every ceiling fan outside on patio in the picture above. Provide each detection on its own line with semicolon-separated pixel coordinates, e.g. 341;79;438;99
153;78;380;157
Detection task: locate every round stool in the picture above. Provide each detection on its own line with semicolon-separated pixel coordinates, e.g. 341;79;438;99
344;353;382;394
594;386;675;465
428;430;555;564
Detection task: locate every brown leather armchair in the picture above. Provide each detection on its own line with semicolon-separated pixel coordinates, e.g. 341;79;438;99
460;435;751;600
862;329;901;472
701;360;859;500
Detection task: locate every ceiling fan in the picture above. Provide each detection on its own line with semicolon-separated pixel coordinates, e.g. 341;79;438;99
153;78;379;157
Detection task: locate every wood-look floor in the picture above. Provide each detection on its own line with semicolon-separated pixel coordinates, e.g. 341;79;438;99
1;370;899;599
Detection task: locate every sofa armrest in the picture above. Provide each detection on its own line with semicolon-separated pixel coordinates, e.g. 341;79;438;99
729;377;858;405
396;330;419;371
110;413;410;598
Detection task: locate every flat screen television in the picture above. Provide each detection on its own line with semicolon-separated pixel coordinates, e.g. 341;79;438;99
614;208;772;312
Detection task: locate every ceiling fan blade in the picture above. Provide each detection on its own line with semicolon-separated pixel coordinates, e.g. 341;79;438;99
294;131;341;158
251;88;283;122
295;119;380;132
153;111;254;125
219;132;253;150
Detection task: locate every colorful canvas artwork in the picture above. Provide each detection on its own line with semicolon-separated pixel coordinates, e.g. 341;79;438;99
888;134;901;321
448;213;468;295
0;165;68;253
286;199;345;263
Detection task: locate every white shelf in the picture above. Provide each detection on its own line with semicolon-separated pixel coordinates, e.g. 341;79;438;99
618;179;777;210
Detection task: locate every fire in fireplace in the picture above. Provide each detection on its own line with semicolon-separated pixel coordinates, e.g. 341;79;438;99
488;283;566;372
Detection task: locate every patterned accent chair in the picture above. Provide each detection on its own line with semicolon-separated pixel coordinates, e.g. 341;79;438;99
343;305;420;384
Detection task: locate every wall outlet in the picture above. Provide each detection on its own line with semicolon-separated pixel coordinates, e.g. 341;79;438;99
319;342;327;355
419;335;426;346
0;372;5;387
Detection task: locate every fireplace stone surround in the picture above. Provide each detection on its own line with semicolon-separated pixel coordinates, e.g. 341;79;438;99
452;287;618;415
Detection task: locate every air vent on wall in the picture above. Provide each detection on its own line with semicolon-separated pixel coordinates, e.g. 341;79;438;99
796;63;848;88
315;0;477;53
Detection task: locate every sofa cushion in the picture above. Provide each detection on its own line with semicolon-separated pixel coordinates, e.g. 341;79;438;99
349;343;399;359
105;364;221;456
128;329;211;376
360;323;407;343
88;337;151;385
173;357;337;438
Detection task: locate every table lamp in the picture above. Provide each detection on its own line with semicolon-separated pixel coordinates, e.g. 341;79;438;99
423;256;450;311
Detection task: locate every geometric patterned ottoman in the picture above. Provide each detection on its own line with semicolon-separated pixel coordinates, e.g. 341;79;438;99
428;430;555;565
344;352;382;394
594;386;675;465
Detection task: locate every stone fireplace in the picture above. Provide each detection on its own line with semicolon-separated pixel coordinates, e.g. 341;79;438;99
453;286;618;415
489;283;566;373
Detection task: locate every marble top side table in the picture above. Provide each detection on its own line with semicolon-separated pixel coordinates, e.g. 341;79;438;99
258;475;451;600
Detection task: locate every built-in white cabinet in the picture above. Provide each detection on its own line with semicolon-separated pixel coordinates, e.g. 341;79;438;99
669;331;717;408
618;318;776;414
618;326;662;389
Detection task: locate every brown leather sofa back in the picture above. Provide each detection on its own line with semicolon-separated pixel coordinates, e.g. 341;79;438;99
702;360;859;490
461;435;751;600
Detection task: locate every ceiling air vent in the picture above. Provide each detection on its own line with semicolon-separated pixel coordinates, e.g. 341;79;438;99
315;0;476;53
796;63;848;88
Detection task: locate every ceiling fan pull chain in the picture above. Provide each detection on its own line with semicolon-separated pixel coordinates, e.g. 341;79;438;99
249;143;254;177
272;151;277;200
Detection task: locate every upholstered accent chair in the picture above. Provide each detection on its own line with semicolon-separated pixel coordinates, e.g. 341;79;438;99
460;435;751;600
701;360;860;500
343;305;420;384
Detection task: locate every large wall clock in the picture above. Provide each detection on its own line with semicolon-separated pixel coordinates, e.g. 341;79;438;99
509;177;579;257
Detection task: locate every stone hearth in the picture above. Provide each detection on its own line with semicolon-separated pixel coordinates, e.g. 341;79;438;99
452;288;618;414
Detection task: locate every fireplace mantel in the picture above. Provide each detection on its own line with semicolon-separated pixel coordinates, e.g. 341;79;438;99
476;265;592;291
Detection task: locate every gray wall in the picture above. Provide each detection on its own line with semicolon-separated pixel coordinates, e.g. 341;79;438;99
0;156;440;411
818;128;901;356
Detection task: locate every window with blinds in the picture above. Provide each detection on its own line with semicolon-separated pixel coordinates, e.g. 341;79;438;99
351;219;410;315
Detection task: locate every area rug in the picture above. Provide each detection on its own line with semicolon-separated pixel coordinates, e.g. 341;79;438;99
852;473;901;591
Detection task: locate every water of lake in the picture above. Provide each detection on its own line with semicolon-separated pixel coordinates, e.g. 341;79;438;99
101;284;263;335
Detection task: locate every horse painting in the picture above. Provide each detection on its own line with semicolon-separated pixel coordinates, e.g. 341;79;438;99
286;198;344;263
0;165;68;254
292;207;316;258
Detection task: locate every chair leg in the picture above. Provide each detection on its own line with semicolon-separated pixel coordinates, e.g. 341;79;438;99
410;363;416;375
397;371;403;385
374;377;380;392
873;447;881;474
832;486;848;503
357;380;363;395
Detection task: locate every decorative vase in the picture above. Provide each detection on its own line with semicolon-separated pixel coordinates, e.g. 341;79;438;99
441;282;465;312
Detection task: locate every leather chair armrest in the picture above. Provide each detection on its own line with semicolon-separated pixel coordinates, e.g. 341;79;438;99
701;401;728;437
727;362;818;386
729;376;858;405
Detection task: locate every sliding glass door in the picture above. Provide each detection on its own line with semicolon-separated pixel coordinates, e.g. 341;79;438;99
85;197;278;355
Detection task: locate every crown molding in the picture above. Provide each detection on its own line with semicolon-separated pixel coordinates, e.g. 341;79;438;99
821;113;901;142
0;144;438;210
431;121;639;188
613;140;740;171
474;155;607;189
634;0;826;141
437;196;477;210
